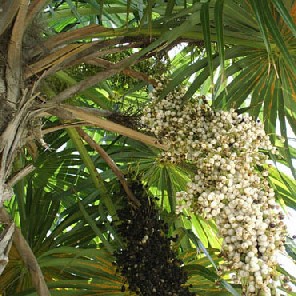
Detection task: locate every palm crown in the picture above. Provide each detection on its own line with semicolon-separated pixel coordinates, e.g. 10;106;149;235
0;0;295;295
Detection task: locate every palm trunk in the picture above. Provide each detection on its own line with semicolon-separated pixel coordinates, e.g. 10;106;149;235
0;1;50;295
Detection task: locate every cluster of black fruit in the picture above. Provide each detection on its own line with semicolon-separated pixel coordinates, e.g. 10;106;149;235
114;181;194;295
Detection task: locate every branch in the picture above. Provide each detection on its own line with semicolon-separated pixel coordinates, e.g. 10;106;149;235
6;0;29;106
41;24;114;50
49;104;167;150
124;68;157;85
47;50;145;104
25;43;94;79
0;208;50;296
76;127;140;208
42;121;88;135
0;1;20;36
0;90;35;184
6;165;35;187
48;67;119;104
26;38;125;78
85;57;157;86
0;223;14;275
81;42;143;59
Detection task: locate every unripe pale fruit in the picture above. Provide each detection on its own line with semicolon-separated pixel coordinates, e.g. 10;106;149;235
142;78;287;296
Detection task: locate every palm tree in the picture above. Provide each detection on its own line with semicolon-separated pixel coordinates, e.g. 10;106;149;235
0;0;295;295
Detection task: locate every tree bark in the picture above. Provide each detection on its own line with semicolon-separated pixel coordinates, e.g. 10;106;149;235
0;1;50;295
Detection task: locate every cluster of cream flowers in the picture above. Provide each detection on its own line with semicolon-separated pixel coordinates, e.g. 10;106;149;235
141;79;287;296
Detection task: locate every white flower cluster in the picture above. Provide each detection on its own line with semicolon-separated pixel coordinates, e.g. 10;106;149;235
141;79;287;296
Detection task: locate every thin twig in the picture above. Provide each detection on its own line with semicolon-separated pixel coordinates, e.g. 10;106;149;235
0;208;50;296
76;127;140;208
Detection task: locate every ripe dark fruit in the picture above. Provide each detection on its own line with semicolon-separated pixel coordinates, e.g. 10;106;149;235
114;181;194;296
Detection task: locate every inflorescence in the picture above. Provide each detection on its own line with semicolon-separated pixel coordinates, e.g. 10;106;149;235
141;77;287;296
114;181;194;296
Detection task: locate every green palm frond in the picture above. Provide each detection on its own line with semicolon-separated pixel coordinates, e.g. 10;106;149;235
1;0;296;295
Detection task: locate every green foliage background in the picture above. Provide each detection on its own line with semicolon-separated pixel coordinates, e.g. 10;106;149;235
0;0;296;295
